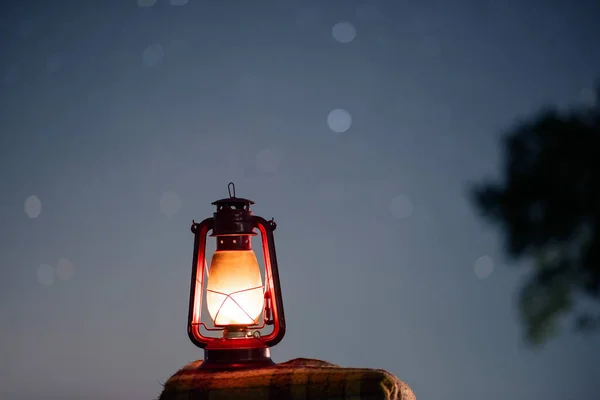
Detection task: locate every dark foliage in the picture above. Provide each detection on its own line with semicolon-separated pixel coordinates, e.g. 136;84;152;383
470;85;600;345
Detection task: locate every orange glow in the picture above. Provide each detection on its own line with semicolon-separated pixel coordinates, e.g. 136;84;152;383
206;250;264;326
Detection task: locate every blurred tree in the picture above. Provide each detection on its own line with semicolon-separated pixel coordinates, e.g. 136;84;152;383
470;85;600;346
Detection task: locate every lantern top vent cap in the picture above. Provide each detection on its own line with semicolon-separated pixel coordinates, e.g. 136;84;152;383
211;182;255;206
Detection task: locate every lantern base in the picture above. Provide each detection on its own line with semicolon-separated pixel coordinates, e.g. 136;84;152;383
199;348;274;371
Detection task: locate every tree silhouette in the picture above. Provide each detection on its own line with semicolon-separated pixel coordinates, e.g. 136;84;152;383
470;85;600;346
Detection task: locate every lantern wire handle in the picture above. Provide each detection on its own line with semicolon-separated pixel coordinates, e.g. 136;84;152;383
228;182;236;198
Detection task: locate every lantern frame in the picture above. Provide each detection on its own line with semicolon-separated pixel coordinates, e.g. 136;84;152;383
187;183;286;370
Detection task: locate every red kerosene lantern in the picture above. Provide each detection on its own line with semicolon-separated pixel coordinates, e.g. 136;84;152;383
187;183;286;370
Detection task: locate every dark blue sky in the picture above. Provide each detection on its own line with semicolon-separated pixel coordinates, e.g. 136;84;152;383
1;0;599;399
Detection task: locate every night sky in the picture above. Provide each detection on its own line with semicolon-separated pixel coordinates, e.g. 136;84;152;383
1;1;599;399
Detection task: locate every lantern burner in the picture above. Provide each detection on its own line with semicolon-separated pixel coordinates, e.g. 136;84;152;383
223;326;261;339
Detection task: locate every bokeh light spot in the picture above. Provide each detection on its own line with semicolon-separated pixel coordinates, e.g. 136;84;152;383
474;256;494;279
24;195;42;219
327;109;352;133
332;22;356;43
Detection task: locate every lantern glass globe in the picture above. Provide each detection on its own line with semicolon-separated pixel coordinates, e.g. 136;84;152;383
206;250;265;326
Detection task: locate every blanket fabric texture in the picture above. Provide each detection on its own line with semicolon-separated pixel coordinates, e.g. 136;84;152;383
158;358;416;400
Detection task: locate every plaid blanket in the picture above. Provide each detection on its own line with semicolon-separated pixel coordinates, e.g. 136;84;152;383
158;358;415;400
